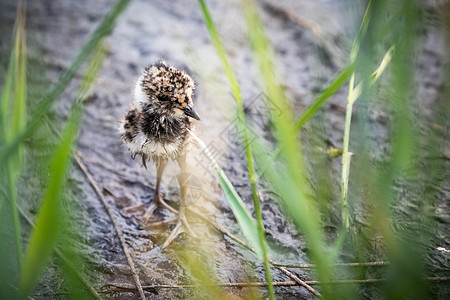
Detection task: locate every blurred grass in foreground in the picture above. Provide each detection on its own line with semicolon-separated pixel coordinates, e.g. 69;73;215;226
197;0;274;298
196;0;449;299
1;0;447;298
19;42;107;298
0;0;129;298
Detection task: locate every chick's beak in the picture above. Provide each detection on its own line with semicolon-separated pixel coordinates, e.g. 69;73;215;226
184;104;201;121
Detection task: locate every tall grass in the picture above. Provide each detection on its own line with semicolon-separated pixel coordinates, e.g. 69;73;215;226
196;0;447;298
197;0;274;298
1;0;446;298
0;2;27;277
340;0;373;233
18;43;107;298
0;1;129;298
241;0;336;297
355;1;435;298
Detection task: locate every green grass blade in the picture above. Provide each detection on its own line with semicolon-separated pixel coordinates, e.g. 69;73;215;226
257;63;355;179
12;4;27;149
0;2;27;277
368;46;394;85
0;28;20;300
0;53;15;137
294;63;355;131
188;130;261;256
241;0;334;297
10;0;27;268
340;151;353;230
377;2;425;297
197;0;274;297
339;44;393;235
18;126;73;298
0;0;130;164
18;43;107;299
197;0;242;103
338;0;391;234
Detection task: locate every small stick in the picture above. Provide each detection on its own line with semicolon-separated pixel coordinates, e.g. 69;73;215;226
272;265;321;297
17;206;102;300
104;281;299;291
186;131;321;295
274;261;389;268
77;151;127;178
82;154;446;298
89;149;315;297
147;218;178;227
75;155;147;300
187;209;322;298
103;277;450;292
123;203;145;212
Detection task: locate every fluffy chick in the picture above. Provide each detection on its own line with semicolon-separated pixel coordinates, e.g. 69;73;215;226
119;62;200;246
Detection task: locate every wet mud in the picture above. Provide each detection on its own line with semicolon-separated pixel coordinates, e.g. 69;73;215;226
0;0;448;299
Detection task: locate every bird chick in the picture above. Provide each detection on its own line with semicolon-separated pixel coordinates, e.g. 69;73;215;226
119;62;200;247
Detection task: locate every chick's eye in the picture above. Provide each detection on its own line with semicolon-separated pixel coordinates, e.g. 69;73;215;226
159;95;171;102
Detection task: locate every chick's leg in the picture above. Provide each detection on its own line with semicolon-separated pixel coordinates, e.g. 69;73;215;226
141;158;175;224
162;154;196;248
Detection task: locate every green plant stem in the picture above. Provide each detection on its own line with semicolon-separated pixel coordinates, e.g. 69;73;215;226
294;63;356;131
340;73;355;232
188;129;259;242
339;45;393;231
1;1;28;272
330;45;394;258
241;0;334;297
19;43;107;299
257;63;355;179
197;1;274;298
5;162;22;270
339;0;372;234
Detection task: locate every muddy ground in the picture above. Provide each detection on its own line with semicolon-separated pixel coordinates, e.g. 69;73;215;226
0;0;448;299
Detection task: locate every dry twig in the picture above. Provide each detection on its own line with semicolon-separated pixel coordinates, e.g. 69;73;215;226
103;277;450;292
84;156;449;298
188;209;323;298
88;154;386;298
75;154;146;300
274;261;389;268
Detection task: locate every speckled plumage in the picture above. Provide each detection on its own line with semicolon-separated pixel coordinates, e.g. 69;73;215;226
119;62;201;244
119;62;199;165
